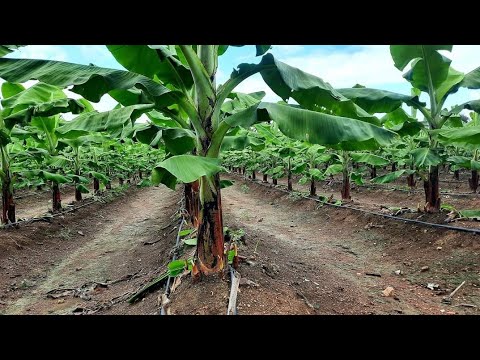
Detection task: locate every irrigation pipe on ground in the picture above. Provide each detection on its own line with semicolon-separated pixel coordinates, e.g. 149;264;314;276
231;174;480;235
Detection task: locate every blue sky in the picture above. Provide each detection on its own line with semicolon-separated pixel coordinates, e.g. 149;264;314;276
4;45;480;117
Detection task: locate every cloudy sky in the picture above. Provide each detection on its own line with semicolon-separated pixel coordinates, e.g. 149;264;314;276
4;45;480;117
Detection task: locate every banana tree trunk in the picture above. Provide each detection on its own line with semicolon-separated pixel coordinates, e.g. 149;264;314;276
75;171;82;201
341;167;351;200
287;159;293;191
1;174;15;224
310;177;316;197
392;162;396;172
262;174;268;183
119;177;124;186
424;166;440;213
341;152;351;200
454;170;460;180
242;167;246;175
185;180;200;227
196;174;225;275
93;178;100;193
252;170;256;180
273;178;277;185
469;170;479;193
139;170;143;179
106;182;111;190
75;185;82;201
370;166;376;179
52;182;62;212
407;174;416;188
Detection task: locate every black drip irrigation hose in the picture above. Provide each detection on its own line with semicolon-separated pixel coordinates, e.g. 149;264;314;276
160;218;184;314
356;183;478;197
231;173;480;235
160;203;186;315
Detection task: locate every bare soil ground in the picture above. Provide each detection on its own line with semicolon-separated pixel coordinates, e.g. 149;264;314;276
2;173;479;315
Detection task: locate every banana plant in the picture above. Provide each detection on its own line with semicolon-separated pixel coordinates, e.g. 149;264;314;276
294;144;328;197
0;45;397;276
59;134;107;200
337;45;480;212
436;111;480;193
1;80;86;222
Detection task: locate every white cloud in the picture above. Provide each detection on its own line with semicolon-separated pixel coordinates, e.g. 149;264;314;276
448;45;480;73
7;45;68;62
279;45;403;88
272;45;304;55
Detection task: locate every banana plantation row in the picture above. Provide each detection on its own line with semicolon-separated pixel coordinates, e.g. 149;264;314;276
1;45;480;278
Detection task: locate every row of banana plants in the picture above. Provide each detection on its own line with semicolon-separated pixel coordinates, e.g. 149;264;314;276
222;109;480;204
0;76;164;224
1;45;480;278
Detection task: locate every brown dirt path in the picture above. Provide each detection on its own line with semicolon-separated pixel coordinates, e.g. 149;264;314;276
198;175;479;315
0;185;179;315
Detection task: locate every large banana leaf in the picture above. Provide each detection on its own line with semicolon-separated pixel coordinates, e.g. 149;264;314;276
350;152;389;166
1;82;25;98
324;164;343;176
458;66;480;89
221;91;265;114
449;100;480;115
224;54;379;124
41;170;70;184
89;171;110;184
221;135;265;152
107;45;194;90
134;124;163;147
371;169;415;184
1;82;66;108
447;156;480;170
162;128;196;155
390;45;453;93
436;125;480;145
381;108;424;136
257;103;397;151
0;58;180;107
152;155;224;189
57;104;154;137
254;123;282;145
4;98;86;129
336;88;425;113
411;148;442;167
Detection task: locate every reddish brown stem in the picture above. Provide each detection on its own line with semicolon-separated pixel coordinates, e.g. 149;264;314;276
341;169;351;200
196;174;224;276
310;177;316;197
93;178;100;193
1;177;15;224
424;166;441;213
52;183;62;212
185;180;200;227
454;170;460;180
469;170;479;193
